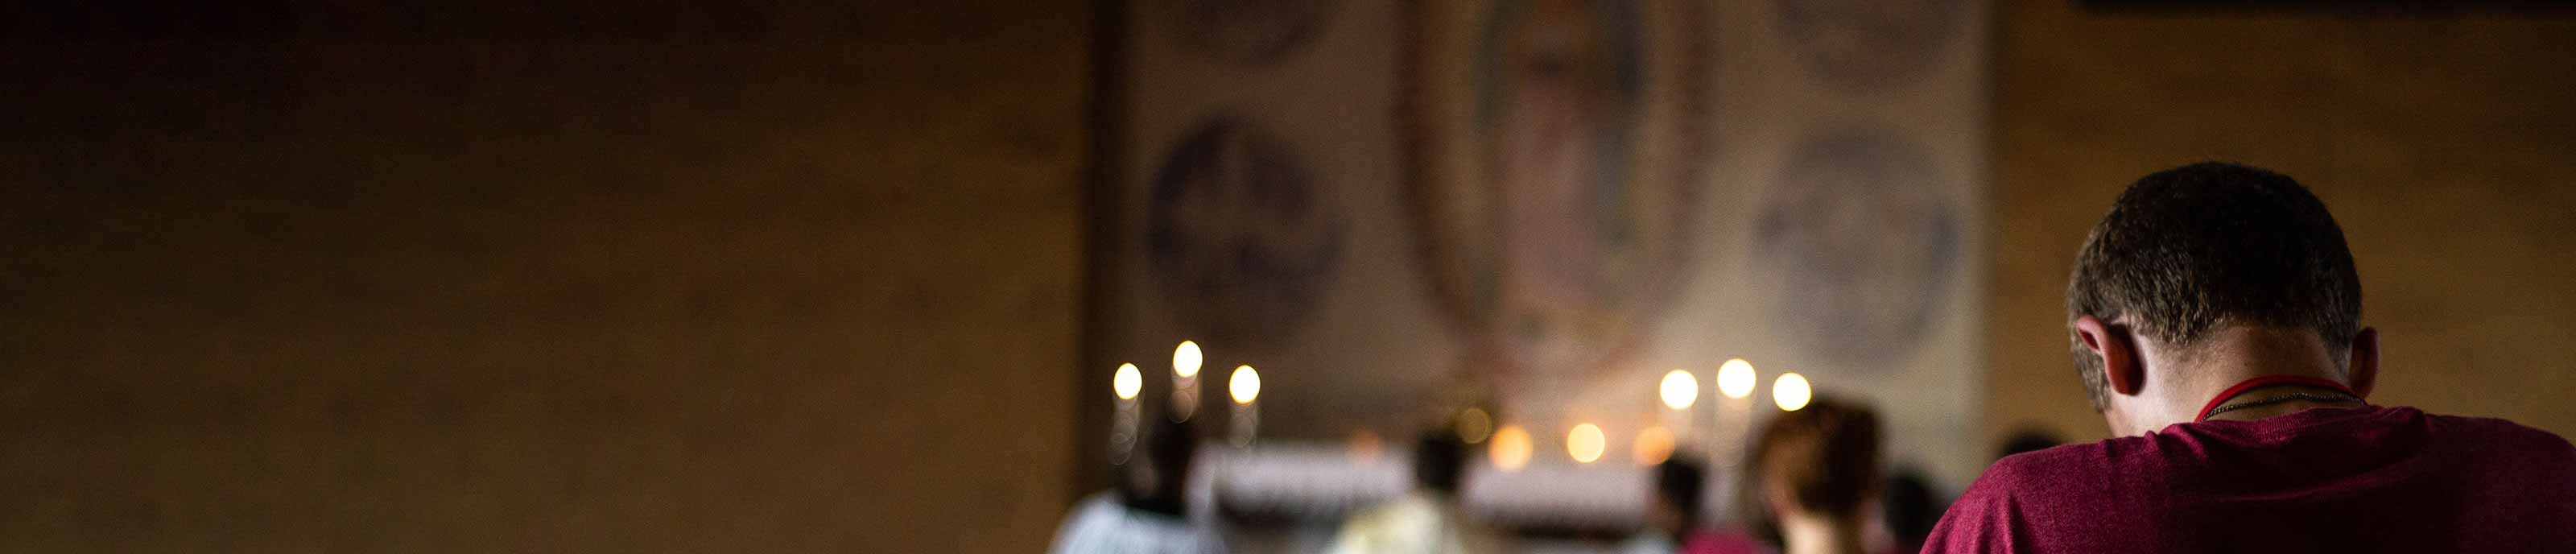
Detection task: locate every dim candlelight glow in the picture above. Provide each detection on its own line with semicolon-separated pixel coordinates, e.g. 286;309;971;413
1174;341;1203;378
1719;359;1757;399
1633;426;1675;465
1113;363;1142;400
1349;429;1385;461
1456;407;1494;444
1228;366;1260;404
1660;370;1699;410
1567;424;1606;464
1490;425;1534;471
1774;372;1812;411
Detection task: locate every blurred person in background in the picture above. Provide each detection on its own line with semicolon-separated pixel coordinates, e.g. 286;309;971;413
1922;163;2576;552
1047;418;1228;554
1736;395;1882;554
1323;429;1501;554
1621;455;1720;554
1874;468;1941;554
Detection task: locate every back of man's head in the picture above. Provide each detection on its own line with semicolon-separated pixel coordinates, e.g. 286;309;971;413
2066;162;2362;410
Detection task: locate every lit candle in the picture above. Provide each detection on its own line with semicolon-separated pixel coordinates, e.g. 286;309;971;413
1717;359;1757;400
1172;341;1203;422
1634;426;1675;466
1711;358;1759;527
1111;362;1143;463
1773;373;1811;411
1567;423;1605;464
1660;369;1700;447
1715;359;1757;469
1228;365;1260;447
1490;425;1533;472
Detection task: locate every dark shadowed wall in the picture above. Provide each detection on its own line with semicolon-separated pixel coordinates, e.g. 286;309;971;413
1987;3;2576;449
0;3;1087;552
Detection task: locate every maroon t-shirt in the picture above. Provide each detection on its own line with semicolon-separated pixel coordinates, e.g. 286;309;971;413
1923;405;2576;553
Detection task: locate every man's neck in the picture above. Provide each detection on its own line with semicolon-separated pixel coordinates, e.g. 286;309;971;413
1777;514;1864;554
2169;326;2352;424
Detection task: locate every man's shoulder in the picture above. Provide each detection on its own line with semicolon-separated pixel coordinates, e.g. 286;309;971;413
2419;409;2576;443
1926;436;2195;552
1981;437;2133;482
1955;432;2182;509
2414;408;2576;462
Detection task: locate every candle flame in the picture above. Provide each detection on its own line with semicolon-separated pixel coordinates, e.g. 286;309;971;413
1113;363;1141;400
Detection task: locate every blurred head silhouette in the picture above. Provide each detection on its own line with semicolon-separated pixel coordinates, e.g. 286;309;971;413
1995;427;2063;461
1120;418;1198;515
1648;454;1708;540
1741;395;1881;554
1412;429;1467;495
1880;467;1942;554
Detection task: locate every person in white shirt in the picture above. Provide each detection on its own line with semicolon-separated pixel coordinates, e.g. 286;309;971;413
1047;419;1227;554
1324;431;1501;554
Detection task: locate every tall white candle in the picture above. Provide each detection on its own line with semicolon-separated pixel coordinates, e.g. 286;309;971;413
1660;369;1700;449
1228;365;1261;447
1715;359;1757;468
1113;362;1143;463
1172;341;1203;422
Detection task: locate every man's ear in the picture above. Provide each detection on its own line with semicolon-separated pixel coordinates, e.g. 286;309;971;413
2347;327;2380;399
2074;316;2145;396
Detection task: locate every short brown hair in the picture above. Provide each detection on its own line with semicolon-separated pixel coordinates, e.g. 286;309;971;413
2066;163;2363;409
1740;396;1880;544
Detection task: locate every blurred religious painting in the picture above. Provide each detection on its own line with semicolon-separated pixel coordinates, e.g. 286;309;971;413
1146;116;1348;350
1405;0;1707;416
1776;0;1970;91
1755;129;1963;370
1177;0;1341;65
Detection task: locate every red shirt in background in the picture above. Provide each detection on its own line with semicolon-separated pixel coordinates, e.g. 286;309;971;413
1678;528;1772;554
1922;405;2576;553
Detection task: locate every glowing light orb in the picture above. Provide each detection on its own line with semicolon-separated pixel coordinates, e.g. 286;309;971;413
1774;372;1812;411
1490;425;1534;471
1113;363;1142;400
1567;423;1606;464
1633;426;1675;465
1174;341;1203;378
1348;429;1385;461
1659;370;1699;410
1719;359;1757;399
1228;365;1260;404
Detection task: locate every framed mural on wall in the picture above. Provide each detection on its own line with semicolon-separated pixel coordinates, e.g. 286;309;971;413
1403;0;1710;424
1089;0;1988;522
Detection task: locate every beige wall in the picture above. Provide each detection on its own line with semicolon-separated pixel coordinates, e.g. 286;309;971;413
1986;3;2576;450
0;3;1088;552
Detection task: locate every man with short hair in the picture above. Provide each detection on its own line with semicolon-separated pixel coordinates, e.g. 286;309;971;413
1922;163;2576;552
